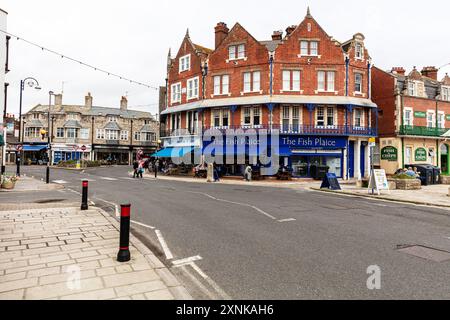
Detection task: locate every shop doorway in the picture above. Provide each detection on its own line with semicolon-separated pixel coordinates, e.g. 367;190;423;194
441;144;449;175
348;141;355;178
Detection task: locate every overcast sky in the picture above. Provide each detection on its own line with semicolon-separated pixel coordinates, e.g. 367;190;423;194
1;0;449;117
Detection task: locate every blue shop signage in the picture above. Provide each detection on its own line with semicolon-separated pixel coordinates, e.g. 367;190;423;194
280;136;347;149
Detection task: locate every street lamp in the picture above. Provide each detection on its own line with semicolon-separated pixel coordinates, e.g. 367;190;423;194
46;91;54;184
17;77;41;177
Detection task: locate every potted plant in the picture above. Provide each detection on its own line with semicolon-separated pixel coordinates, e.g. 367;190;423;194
1;175;18;190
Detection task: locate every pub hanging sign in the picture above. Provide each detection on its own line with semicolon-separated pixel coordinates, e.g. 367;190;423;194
381;146;398;161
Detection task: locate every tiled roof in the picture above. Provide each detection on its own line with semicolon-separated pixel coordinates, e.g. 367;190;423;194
194;44;213;54
27;120;45;127
103;121;122;131
28;105;153;120
139;124;155;132
63;120;82;128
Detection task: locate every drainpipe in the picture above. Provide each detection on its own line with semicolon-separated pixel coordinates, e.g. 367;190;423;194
91;116;95;161
367;60;372;100
345;56;350;96
436;99;439;167
400;94;404;168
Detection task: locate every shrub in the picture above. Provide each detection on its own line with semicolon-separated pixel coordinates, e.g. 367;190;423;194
393;173;416;180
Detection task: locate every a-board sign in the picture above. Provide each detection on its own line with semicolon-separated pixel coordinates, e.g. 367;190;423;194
368;169;390;195
320;173;341;190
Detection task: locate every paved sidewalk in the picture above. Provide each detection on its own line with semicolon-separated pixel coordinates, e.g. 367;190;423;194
0;206;192;300
0;176;63;193
313;183;450;208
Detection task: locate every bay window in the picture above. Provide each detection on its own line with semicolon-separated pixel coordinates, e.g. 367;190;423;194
106;129;118;140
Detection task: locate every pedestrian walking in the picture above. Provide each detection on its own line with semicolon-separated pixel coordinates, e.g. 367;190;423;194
244;165;252;182
138;161;144;179
213;163;220;182
132;160;139;178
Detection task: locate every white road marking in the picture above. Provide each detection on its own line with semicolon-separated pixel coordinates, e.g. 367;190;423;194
179;265;218;300
188;191;277;220
155;229;174;260
131;220;155;230
100;177;118;181
67;188;81;196
190;262;232;300
81;179;96;182
172;255;202;267
53;180;69;184
278;218;296;223
93;197;119;216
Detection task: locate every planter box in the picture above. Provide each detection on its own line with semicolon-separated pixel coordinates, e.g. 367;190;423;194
394;179;422;190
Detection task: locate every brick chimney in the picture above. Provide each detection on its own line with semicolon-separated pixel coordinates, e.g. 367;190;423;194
285;25;297;37
421;66;438;80
391;67;406;76
214;22;229;49
85;92;93;109
54;94;63;110
272;30;283;41
120;96;128;111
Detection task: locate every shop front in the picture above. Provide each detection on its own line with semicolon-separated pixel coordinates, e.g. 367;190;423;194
52;144;92;165
281;136;346;178
93;146;130;165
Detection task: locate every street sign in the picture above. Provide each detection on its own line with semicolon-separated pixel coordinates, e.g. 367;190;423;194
369;138;376;147
81;145;87;152
16;144;23;152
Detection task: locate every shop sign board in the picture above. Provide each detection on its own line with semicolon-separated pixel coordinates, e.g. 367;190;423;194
368;169;390;195
415;148;427;161
414;111;427;118
381;146;398;161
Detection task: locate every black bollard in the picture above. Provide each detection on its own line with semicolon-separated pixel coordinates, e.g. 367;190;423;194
117;204;131;262
81;180;89;211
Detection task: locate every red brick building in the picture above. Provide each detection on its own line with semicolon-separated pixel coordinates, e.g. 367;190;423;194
372;66;450;175
158;8;377;179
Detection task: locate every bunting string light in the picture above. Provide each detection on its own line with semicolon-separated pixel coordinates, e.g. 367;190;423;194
0;29;159;90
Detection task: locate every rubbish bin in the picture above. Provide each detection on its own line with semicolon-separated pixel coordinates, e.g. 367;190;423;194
432;166;441;184
407;164;433;186
310;164;318;180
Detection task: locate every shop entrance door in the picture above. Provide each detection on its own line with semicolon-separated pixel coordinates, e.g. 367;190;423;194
441;144;449;174
348;141;355;178
360;144;366;178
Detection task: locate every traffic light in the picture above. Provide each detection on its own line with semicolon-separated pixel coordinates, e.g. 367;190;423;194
40;129;47;140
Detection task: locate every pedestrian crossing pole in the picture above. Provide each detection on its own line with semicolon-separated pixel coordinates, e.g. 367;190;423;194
117;204;131;262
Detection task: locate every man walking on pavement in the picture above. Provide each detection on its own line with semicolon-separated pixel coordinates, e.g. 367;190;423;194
133;160;139;178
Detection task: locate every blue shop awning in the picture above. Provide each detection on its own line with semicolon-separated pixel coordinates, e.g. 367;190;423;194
23;145;47;152
152;147;194;158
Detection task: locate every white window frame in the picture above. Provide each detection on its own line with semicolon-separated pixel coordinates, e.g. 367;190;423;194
67;114;78;120
120;130;129;141
403;107;414;126
243;72;252;93
299;40;320;57
253;71;261;92
134;131;141;142
317;71;326;92
438;111;445;129
106;129;119;140
179;54;191;73
354;73;363;93
427;110;435;128
228;44;246;61
211;108;230;129
171;82;182;103
96;129;105;139
56;128;64;138
316;106;337;128
408;81;416;96
310;41;318;56
80;128;89;140
282;70;301;92
353;108;365;128
282;71;291;91
242;107;261;127
66;128;78;139
355;43;364;60
108;115;118;123
442;86;450;101
327;71;335;92
187;77;199;100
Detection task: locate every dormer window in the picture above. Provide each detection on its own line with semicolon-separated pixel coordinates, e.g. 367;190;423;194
179;54;191;73
355;43;364;59
408;82;416;96
108;116;118;122
67;113;78;120
442;86;450;101
228;44;246;60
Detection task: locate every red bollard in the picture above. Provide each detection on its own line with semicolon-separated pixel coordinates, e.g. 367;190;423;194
81;180;89;211
117;204;131;262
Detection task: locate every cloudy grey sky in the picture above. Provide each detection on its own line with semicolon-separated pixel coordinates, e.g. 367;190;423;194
1;0;449;117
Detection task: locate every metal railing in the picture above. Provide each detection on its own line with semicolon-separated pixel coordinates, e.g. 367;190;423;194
161;124;376;137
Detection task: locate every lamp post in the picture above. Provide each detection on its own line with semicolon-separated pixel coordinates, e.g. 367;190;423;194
46;91;54;184
17;77;41;177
